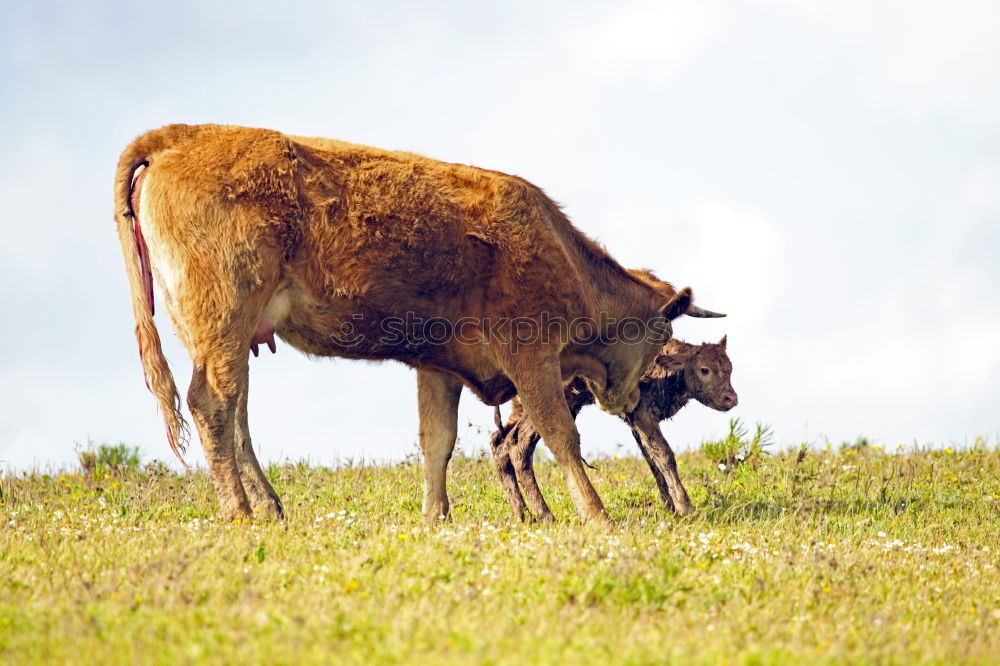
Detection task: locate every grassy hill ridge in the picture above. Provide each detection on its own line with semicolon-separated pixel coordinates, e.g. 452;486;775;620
1;444;998;664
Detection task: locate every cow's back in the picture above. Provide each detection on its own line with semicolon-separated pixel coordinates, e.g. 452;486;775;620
286;135;591;322
141;125;625;324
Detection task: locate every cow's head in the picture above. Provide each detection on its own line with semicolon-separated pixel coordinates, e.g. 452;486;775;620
590;287;692;415
655;336;737;411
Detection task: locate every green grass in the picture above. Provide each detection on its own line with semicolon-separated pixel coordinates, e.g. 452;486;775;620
702;418;773;468
1;442;998;665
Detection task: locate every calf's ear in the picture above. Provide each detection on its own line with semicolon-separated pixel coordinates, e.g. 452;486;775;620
718;335;727;349
655;354;687;375
659;287;693;321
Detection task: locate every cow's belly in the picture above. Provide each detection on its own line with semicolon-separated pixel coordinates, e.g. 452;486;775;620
255;284;607;408
262;281;516;404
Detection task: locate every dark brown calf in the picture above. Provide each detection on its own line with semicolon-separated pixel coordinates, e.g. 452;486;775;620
489;337;736;520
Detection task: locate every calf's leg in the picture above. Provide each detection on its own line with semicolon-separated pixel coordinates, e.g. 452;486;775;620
416;369;462;520
628;409;693;515
509;424;554;521
488;407;530;521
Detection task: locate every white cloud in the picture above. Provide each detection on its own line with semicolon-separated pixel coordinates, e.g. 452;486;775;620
615;201;784;326
0;132;75;273
566;0;726;83
745;0;1000;116
681;202;783;321
961;166;1000;213
867;0;1000;115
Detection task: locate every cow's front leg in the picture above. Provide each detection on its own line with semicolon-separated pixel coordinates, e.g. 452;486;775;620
628;409;692;515
416;369;462;521
509;356;609;524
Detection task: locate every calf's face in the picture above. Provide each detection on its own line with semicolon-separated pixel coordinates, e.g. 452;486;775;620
657;336;737;411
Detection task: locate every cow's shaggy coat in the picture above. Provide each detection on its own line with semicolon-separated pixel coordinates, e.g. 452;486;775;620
115;124;700;522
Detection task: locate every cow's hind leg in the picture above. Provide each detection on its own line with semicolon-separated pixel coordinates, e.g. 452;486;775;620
137;156;287;521
507;356;609;524
187;349;253;521
180;283;283;522
234;367;284;519
416;369;462;521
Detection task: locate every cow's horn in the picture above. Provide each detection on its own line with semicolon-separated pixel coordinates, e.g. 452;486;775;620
686;304;726;318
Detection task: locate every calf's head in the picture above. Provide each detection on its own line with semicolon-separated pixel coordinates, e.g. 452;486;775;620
655;336;738;410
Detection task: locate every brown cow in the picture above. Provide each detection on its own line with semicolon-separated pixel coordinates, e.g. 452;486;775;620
489;337;736;520
114;124;720;523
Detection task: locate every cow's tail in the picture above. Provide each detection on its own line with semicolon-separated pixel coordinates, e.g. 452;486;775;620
114;125;201;465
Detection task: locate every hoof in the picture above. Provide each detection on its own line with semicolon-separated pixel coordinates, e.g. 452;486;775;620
582;509;613;529
253;493;285;521
673;505;695;518
222;502;253;523
532;511;556;524
671;497;694;517
422;497;450;522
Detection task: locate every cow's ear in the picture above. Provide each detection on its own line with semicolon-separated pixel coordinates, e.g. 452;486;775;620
659;287;692;321
655;354;686;375
718;335;727;349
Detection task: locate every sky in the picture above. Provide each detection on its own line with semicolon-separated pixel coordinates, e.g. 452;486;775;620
1;0;998;472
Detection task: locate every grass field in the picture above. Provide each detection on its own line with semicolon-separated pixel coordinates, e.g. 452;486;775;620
1;440;998;665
